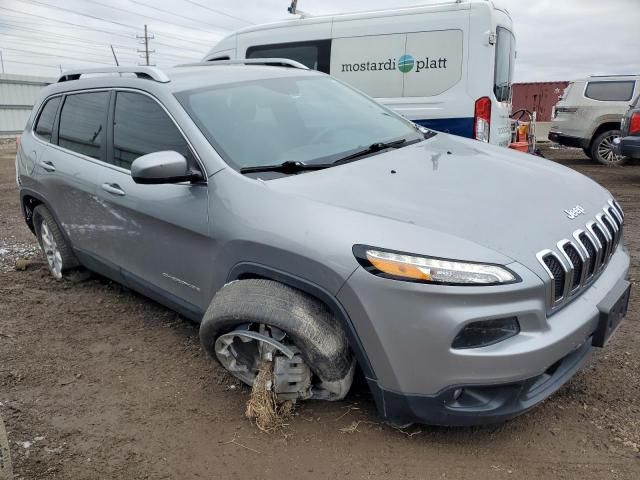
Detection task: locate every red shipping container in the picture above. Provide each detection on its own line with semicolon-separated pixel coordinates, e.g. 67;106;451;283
512;82;569;122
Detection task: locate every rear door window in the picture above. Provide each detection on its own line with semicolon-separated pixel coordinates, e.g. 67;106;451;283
246;40;331;73
34;96;61;142
58;92;109;160
494;27;515;102
585;81;635;102
112;91;194;170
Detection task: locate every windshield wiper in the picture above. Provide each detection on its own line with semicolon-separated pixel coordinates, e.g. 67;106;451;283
240;161;332;175
332;139;407;165
240;139;410;175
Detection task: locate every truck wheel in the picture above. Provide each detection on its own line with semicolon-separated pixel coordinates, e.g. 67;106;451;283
200;279;355;401
591;129;627;165
33;205;78;279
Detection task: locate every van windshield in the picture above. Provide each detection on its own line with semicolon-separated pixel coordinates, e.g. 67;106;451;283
494;27;515;103
176;75;423;171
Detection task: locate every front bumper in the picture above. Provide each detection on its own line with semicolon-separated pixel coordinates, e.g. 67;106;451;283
337;247;631;426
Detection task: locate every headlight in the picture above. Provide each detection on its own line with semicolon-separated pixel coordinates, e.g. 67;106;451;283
353;246;518;286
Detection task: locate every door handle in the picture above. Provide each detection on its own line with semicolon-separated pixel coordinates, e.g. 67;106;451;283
41;160;56;172
101;183;126;196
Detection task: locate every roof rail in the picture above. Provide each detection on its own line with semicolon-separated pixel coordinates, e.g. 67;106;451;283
179;58;309;70
589;74;640;78
57;66;170;83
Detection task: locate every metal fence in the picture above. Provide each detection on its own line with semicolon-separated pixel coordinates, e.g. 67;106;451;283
0;73;54;138
512;81;570;122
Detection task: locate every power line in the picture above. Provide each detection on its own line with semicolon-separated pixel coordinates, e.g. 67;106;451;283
129;0;232;31
181;0;254;25
1;5;136;41
13;0;218;45
0;9;213;54
0;58;61;70
0;46;124;65
0;32;138;57
0;17;208;59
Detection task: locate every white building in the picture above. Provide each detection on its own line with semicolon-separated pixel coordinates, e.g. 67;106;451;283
0;73;54;138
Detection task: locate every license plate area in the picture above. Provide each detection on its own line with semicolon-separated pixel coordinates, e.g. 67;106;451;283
593;280;631;348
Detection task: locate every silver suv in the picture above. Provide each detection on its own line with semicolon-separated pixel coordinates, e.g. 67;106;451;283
549;74;640;165
16;61;631;426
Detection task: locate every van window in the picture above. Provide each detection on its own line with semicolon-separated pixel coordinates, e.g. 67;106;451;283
34;96;61;142
246;40;331;73
494;27;515;102
112;92;193;170
58;92;109;160
585;81;635;102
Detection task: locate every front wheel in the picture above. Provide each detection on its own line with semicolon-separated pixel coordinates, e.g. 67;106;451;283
200;279;355;402
590;129;627;166
33;205;78;279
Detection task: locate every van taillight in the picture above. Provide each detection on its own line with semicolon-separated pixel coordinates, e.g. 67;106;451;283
474;97;491;142
630;112;640;135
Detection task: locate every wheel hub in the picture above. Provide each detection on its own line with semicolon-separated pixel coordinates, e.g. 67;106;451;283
214;325;313;401
40;220;62;279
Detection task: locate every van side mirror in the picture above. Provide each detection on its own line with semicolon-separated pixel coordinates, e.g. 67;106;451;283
131;151;201;184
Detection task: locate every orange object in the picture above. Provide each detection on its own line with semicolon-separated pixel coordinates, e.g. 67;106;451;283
509;141;529;152
366;253;431;281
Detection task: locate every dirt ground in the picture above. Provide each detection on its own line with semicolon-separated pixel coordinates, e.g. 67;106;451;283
1;143;639;480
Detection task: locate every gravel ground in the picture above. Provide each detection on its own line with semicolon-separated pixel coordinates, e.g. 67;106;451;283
1;143;639;479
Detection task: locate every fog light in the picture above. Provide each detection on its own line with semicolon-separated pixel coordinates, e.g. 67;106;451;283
452;317;520;349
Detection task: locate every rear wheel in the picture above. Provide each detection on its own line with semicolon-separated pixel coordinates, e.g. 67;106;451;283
33;205;78;279
590;129;627;165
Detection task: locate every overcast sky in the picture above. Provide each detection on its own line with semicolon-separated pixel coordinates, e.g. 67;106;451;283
0;0;638;81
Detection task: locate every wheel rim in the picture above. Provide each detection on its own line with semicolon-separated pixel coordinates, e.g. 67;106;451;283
40;221;62;279
597;134;623;164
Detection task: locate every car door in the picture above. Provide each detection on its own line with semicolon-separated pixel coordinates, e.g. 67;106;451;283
34;91;124;280
90;90;212;315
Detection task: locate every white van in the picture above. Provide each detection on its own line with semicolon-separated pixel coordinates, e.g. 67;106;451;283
203;0;516;147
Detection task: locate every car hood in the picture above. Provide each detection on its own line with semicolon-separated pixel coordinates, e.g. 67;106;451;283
267;134;613;277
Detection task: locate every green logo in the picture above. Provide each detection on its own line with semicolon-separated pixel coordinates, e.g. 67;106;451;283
398;54;415;73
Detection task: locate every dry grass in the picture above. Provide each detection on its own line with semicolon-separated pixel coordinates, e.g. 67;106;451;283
245;361;294;433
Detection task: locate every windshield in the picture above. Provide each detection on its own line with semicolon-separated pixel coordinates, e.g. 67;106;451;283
176;75;422;171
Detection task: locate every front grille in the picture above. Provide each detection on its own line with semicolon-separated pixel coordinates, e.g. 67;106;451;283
543;254;566;300
578;232;597;277
563;243;583;290
537;200;624;311
591;224;609;265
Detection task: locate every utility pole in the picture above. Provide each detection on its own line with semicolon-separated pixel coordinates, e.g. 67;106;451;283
0;51;4;74
136;24;155;66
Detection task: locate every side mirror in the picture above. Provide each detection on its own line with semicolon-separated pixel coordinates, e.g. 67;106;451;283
131;151;201;185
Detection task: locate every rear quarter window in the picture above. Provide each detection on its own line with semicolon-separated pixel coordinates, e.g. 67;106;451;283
584;81;635;102
34;96;61;142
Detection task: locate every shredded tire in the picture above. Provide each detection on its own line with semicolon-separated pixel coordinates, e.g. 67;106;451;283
200;279;354;385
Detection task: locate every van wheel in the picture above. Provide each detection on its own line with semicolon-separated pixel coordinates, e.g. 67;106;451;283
200;279;355;402
33;205;78;279
591;129;627;165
